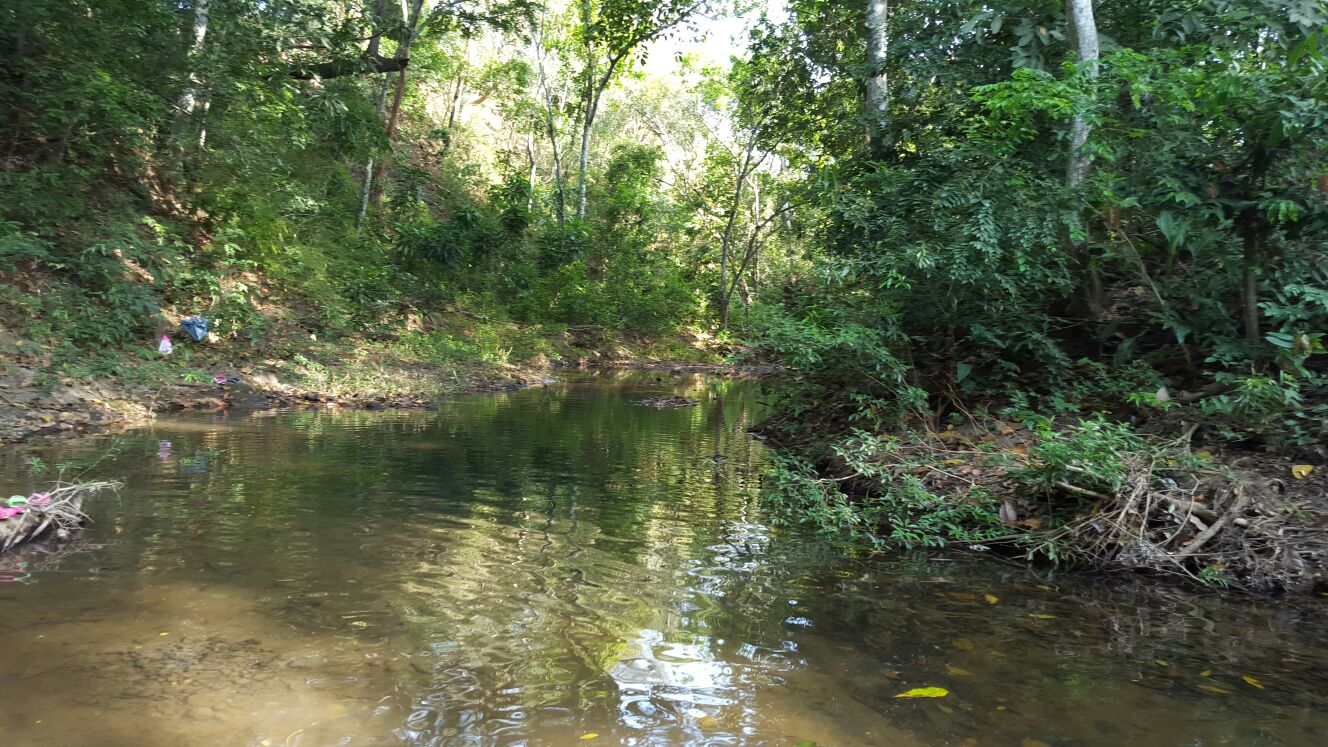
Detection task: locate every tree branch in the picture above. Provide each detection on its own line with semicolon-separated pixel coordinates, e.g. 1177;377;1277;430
289;54;407;80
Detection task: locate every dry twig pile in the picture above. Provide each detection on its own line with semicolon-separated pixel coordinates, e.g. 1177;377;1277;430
0;481;121;554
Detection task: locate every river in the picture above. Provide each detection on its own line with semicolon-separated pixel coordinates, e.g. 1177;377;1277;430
0;373;1324;746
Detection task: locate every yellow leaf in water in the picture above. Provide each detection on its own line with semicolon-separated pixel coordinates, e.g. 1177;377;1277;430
984;594;999;605
895;687;950;698
947;665;975;677
1199;670;1212;677
580;734;600;741
952;638;976;650
1155;660;1169;667
1029;614;1057;620
1242;675;1265;689
1291;464;1314;479
160;632;170;637
1197;684;1233;695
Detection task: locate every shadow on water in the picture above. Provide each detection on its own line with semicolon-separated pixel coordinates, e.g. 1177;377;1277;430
1;372;1325;746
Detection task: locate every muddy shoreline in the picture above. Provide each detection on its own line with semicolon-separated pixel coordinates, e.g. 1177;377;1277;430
0;358;771;445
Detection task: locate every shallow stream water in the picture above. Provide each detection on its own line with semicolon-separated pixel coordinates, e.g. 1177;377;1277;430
1;373;1324;746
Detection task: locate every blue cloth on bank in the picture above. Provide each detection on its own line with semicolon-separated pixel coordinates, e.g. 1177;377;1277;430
181;316;209;342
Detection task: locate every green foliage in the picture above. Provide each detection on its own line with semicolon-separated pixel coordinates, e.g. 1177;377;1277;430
742;1;1326;562
748;300;925;431
1007;413;1153;495
742;0;1327;447
764;432;1007;551
0;219;177;356
1198;372;1328;447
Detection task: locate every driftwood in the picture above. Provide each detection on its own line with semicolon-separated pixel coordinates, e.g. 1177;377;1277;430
0;481;120;554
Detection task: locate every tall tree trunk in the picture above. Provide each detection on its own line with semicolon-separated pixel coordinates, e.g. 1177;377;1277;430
1242;227;1261;344
526;132;538;212
865;1;889;153
1065;0;1100;187
365;0;386;57
356;72;395;233
1065;0;1103;316
535;15;566;227
372;0;425;195
445;70;466;130
175;0;210;165
1237;146;1271;345
177;0;210;121
718;133;764;328
537;59;565;226
575;60;626;221
577;103;594;221
577;0;595;221
353;0;389;234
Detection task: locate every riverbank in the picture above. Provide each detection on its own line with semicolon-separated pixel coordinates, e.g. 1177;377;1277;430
760;412;1327;594
0;314;731;444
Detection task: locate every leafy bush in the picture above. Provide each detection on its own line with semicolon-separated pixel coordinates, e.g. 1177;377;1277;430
764;431;1006;550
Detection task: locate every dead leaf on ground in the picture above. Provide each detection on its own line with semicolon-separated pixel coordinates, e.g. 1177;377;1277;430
1291;464;1314;479
999;501;1019;526
895;687;949;698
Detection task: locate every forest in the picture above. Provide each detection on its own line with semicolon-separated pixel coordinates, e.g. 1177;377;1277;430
2;1;1326;590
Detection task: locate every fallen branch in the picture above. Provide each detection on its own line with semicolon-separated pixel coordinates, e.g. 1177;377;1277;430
1173;486;1250;561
